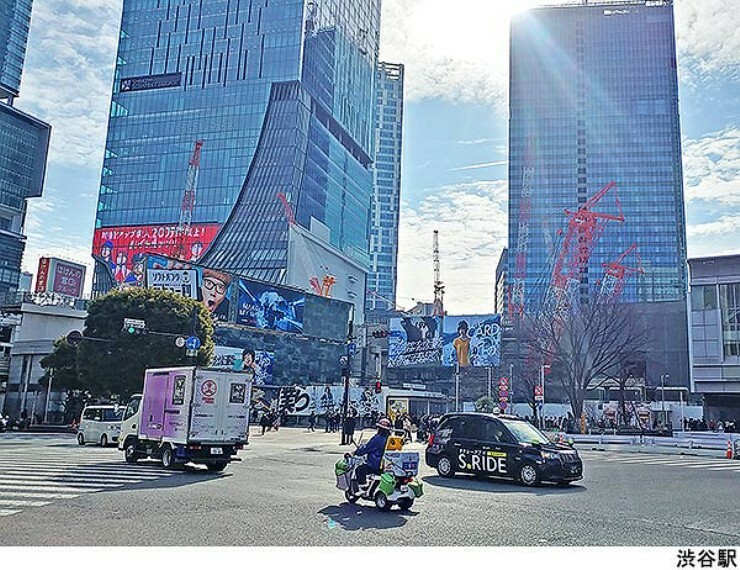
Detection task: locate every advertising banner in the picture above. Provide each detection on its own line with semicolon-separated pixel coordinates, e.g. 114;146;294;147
35;257;50;293
388;317;442;368
93;222;220;285
51;260;85;297
442;315;502;368
236;278;305;334
211;345;275;386
145;255;232;322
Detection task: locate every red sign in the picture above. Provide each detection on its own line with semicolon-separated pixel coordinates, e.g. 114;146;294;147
201;379;218;404
51;261;85;297
534;385;544;401
35;257;50;293
499;376;509;387
92;222;221;285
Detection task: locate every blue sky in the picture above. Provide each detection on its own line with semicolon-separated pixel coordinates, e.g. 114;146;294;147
15;0;740;314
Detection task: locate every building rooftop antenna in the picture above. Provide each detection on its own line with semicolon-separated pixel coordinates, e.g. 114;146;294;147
433;230;445;317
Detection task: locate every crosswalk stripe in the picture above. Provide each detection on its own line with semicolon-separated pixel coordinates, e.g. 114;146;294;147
0;473;149;483
0;478;122;489
0;490;79;499
0;466;171;477
0;483;97;493
0;509;21;516
0;499;51;507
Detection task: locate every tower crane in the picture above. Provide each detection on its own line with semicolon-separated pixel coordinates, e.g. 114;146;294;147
433;230;445;317
174;140;204;260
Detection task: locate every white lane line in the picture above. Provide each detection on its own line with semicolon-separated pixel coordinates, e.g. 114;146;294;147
0;484;96;493
0;509;21;516
0;499;51;507
0;470;159;482
0;473;148;484
0;479;122;489
684;463;731;469
705;465;740;471
0;466;170;477
0;491;79;499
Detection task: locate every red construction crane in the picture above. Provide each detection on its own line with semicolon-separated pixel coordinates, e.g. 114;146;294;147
509;137;536;320
543;180;624;319
174;140;204;260
598;243;644;300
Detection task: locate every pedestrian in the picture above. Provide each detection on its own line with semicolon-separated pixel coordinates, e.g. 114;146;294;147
308;411;316;432
343;412;357;445
260;412;270;435
403;415;413;443
394;414;404;432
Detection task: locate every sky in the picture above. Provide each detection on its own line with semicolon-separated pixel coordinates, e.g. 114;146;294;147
15;0;740;315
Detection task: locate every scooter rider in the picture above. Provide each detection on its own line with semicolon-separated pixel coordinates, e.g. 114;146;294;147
353;418;392;489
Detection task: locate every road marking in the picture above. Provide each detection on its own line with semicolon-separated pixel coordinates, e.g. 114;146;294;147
704;465;740;471
0;509;22;517
0;484;97;493
0;499;51;507
0;478;122;489
0;491;79;499
0;466;171;477
0;473;150;483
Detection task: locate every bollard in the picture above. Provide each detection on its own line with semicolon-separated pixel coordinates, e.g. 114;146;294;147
727;440;733;460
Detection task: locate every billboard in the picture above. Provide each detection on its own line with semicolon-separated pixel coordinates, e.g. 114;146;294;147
236;278;305;334
35;257;86;298
92;222;220;285
442;315;502;367
145;255;232;322
211;345;275;385
388;316;443;368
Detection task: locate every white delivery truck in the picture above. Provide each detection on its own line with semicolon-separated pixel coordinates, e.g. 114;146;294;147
118;367;252;471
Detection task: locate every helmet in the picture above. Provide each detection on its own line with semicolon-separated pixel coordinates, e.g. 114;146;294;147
376;418;392;431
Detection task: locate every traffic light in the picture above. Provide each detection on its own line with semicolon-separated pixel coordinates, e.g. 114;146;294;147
374;380;382;394
122;318;148;336
372;330;389;338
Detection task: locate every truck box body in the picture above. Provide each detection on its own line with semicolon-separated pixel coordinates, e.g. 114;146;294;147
139;367;251;445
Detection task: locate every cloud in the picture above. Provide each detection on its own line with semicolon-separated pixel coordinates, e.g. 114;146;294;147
682;127;740;204
450;160;507;172
18;1;121;168
396;180;508;314
687;214;740;237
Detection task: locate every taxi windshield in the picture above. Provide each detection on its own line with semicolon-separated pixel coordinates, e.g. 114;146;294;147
501;419;550;445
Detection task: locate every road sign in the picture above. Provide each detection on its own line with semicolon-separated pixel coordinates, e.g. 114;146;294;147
66;330;83;347
175;336;186;348
498;389;508;398
339;355;349;367
124;318;146;329
499;402;508;411
534;385;544;401
499;377;509;387
185;336;201;350
186;348;198;357
348;342;357;357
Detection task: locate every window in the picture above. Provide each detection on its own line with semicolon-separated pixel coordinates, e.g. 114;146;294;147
123;398;140;421
720;283;740;358
691;285;717;311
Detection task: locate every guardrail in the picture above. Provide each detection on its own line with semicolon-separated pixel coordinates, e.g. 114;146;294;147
559;431;740;455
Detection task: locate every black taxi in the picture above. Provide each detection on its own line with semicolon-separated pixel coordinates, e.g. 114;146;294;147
425;413;583;486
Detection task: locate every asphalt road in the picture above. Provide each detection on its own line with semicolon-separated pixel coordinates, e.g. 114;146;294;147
0;429;738;546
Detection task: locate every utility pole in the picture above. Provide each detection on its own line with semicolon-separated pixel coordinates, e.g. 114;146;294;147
455;362;460;412
43;367;54;424
341;306;354;445
540;364;546;430
509;362;514;414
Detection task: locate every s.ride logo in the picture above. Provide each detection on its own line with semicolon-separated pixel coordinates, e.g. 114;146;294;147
458;450;508;475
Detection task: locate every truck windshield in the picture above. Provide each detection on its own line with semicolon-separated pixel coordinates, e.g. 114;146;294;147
501;420;550;445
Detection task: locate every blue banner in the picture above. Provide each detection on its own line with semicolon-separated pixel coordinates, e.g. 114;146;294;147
442;315;502;368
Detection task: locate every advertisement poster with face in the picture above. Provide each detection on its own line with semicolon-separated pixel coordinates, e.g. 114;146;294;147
211;346;275;385
145;256;232;321
388;317;442;367
236;279;305;333
93;223;220;285
442;315;502;368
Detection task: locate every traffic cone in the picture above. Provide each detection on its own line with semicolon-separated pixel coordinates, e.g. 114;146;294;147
727;440;733;460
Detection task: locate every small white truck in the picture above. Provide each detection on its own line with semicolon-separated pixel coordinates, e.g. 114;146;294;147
118;367;252;471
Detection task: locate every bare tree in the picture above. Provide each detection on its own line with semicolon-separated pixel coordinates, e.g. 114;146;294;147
522;297;651;420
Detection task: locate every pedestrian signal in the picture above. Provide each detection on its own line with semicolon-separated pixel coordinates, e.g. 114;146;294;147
374;380;382;394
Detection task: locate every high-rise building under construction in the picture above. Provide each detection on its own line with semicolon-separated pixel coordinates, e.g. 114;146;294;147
93;0;382;321
508;1;689;384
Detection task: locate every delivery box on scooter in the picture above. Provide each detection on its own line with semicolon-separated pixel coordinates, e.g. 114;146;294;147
382;451;420;477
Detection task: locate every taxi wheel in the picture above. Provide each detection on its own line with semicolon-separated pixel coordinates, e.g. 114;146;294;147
518;463;541;487
436;455;455;478
100;434;108;447
76;433;85;446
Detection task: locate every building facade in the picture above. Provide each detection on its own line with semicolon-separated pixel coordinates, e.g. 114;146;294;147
94;0;382;315
495;247;508;317
367;62;404;314
507;1;689;389
688;255;740;420
0;0;50;298
508;0;686;312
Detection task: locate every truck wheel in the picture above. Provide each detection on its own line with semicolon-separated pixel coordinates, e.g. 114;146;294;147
206;462;227;472
100;434;108;447
161;445;176;470
436;454;455;478
77;433;85;446
124;441;139;464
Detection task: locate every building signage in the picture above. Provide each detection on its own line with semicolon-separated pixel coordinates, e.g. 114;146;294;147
388;317;442;367
35;257;51;293
51;261;85;297
120;72;182;93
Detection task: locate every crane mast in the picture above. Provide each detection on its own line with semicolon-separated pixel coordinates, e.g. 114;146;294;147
174;140;204;260
433;230;444;317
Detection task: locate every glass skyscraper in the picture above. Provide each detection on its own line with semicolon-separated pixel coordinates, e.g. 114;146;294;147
366;61;403;314
94;0;381;296
0;0;50;297
508;0;686;313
